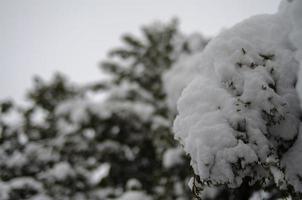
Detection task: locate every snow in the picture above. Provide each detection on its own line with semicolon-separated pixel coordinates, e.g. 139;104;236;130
91;187;123;199
30;194;52;200
96;140;135;161
18;132;28;145
55;97;90;124
30;108;48;127
0;106;23;129
163;52;203;111
249;190;270;200
109;80;153;103
55;93;112;125
162;147;184;168
55;85;155;133
0;1;301;199
280;0;302;193
284;0;302;101
83;128;96;139
39;162;75;182
170;32;207;60
200;186;220;199
126;179;142;190
163;34;207;111
96;140;122;153
0;182;9;200
56;118;79;135
173;0;302;191
0;177;44;200
112;101;154;122
115;191;152;200
282;124;302;192
25;143;58;163
89;163;111;185
6;151;27;168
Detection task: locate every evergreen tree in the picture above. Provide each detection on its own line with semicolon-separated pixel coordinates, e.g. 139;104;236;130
0;20;207;200
172;1;302;199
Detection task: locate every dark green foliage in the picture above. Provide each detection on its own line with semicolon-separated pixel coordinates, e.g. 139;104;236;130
28;73;77;111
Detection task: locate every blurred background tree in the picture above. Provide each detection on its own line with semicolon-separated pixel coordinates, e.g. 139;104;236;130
0;20;207;200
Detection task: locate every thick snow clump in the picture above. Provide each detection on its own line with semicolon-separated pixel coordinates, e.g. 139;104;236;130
173;0;302;192
163;33;207;111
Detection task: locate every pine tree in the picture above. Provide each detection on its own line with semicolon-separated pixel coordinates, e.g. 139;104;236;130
172;1;302;199
0;20;207;200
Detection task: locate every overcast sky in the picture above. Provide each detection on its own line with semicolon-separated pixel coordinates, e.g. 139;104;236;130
0;0;281;102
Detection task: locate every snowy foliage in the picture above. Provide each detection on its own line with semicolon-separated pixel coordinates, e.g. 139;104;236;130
173;0;302;198
280;1;302;194
4;2;302;198
163;33;207;111
114;191;152;200
0;21;197;200
163;147;185;169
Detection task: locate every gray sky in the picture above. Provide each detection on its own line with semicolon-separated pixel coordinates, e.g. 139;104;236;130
0;0;280;102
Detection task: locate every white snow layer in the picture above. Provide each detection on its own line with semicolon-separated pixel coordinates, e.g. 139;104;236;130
55;84;155;131
89;163;111;185
163;52;203;111
283;0;302;101
39;162;75;182
0;178;44;200
162;147;184;168
164;34;207;111
173;0;302;191
276;0;302;193
115;191;152;200
126;179;142;190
